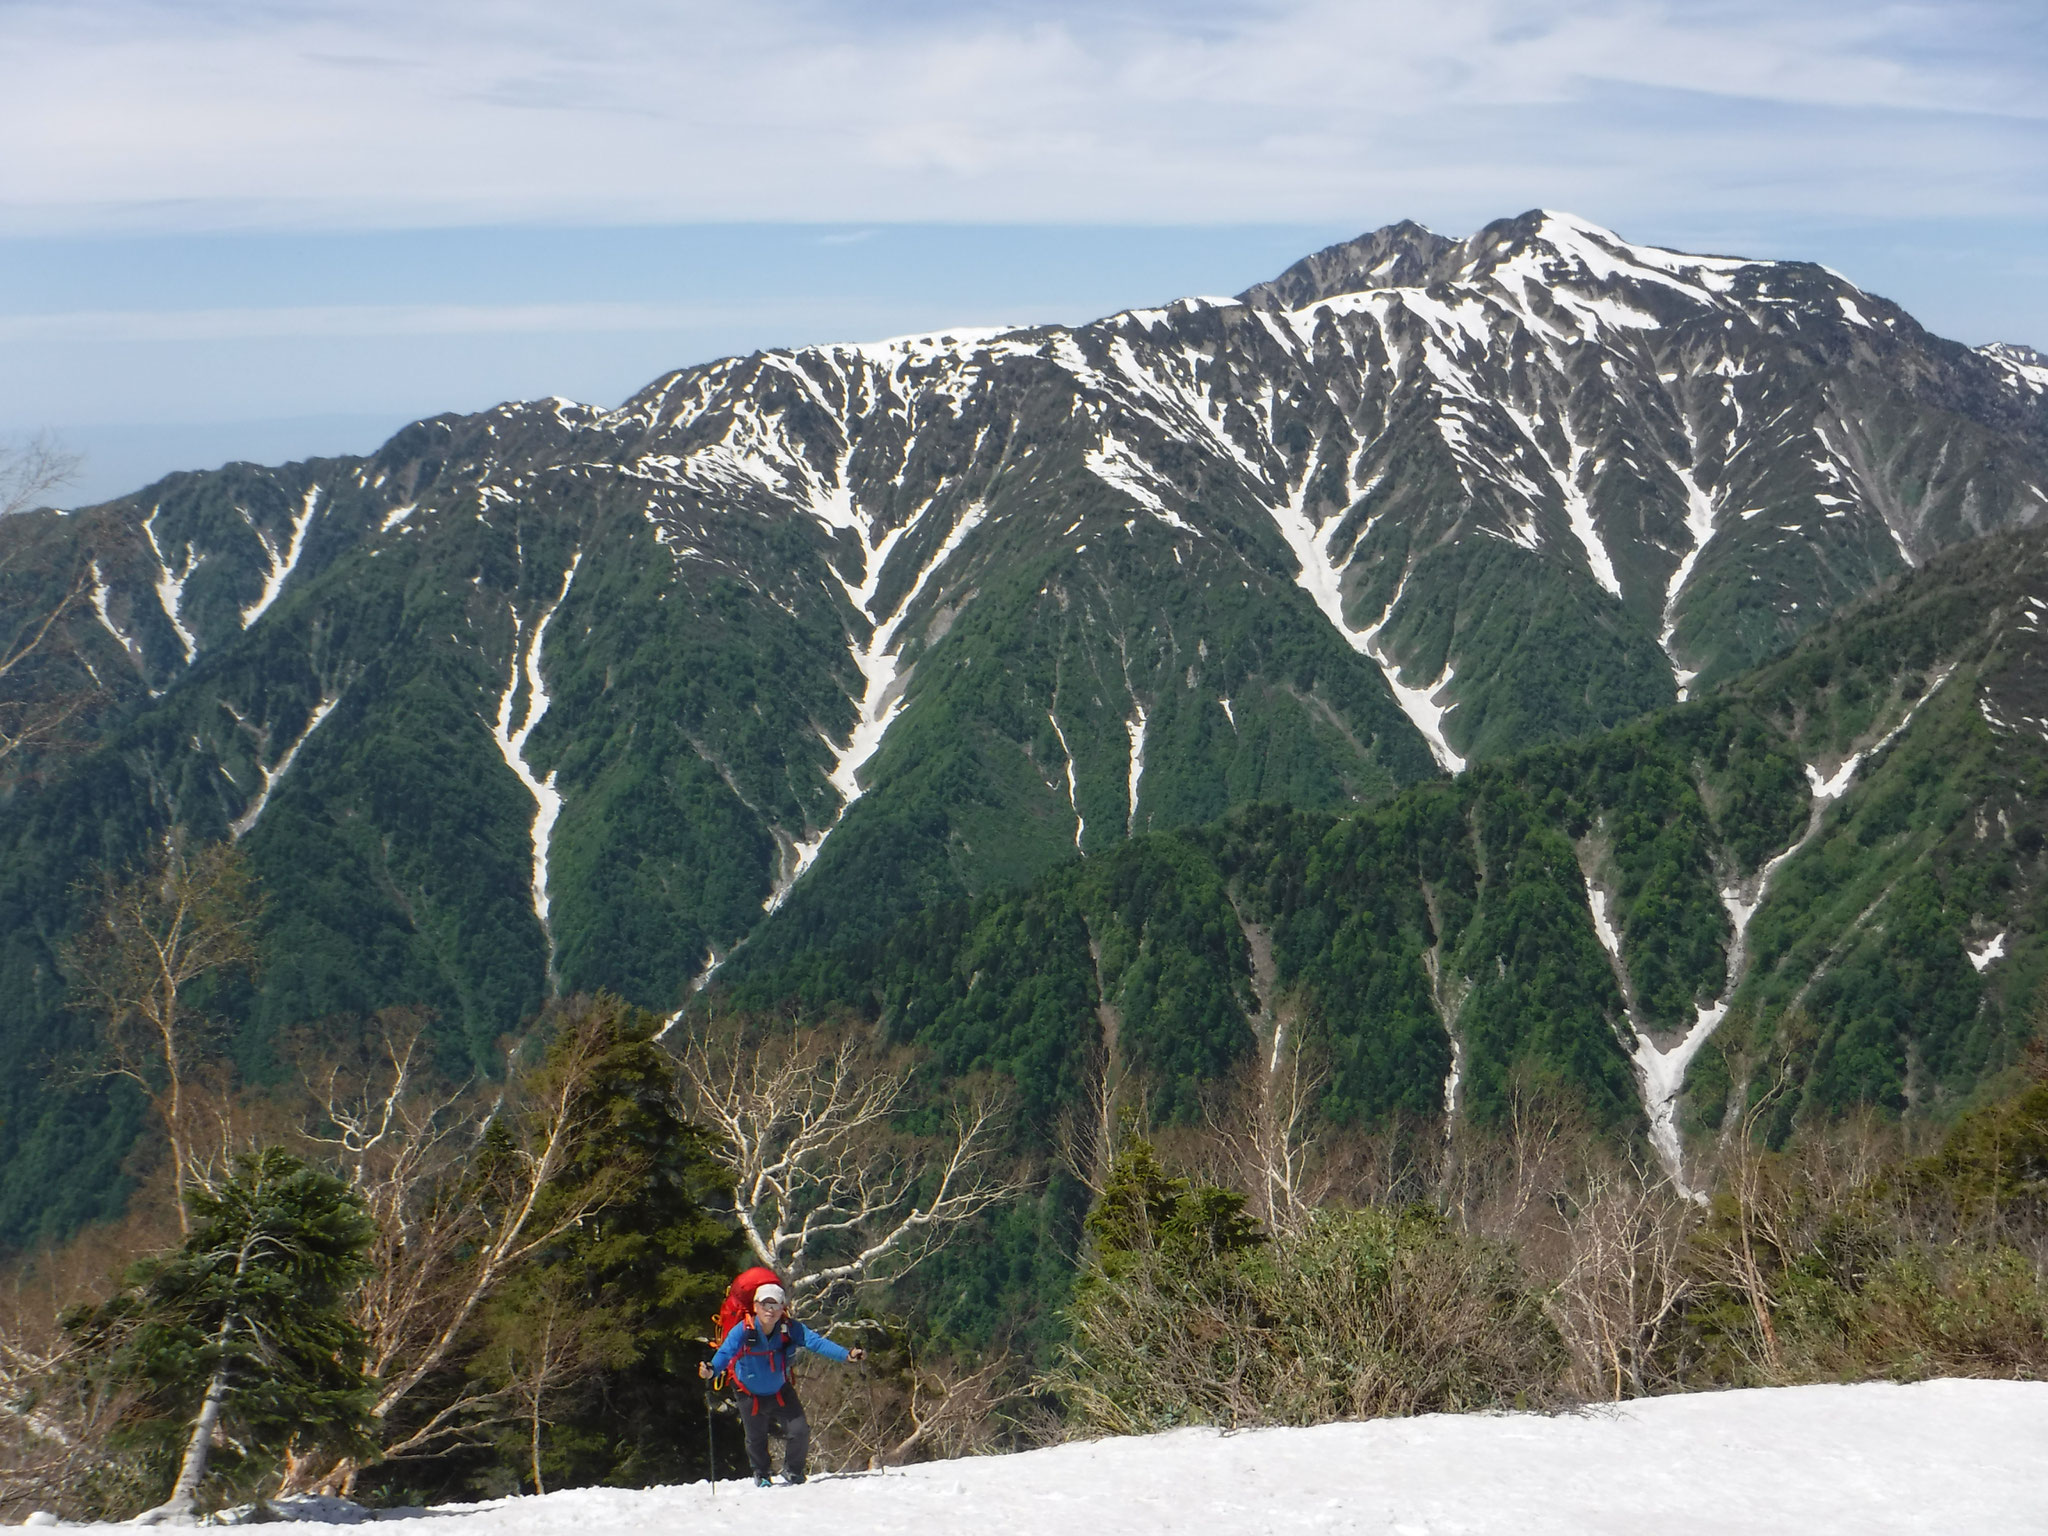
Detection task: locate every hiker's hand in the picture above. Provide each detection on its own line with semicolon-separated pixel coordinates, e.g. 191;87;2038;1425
698;1362;712;1379
848;1347;865;1362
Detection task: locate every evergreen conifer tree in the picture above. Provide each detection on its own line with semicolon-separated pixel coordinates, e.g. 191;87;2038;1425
69;1147;374;1522
472;995;742;1491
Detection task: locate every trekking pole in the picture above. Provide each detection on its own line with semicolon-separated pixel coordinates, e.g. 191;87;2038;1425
863;1349;881;1471
706;1382;718;1500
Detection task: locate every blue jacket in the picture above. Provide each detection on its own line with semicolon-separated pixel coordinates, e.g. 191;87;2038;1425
709;1317;850;1397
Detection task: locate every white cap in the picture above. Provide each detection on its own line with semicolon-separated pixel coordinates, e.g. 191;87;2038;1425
755;1284;787;1306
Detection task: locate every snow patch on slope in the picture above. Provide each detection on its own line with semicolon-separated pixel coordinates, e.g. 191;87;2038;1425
1361;571;1467;775
1979;341;2048;395
1048;710;1084;851
1496;400;1618;599
1263;463;1466;774
1555;440;1620;598
1599;666;1959;1187
88;560;142;663
239;485;321;629
489;555;582;983
230;694;340;841
769;496;990;911
1085;433;1193;531
1806;665;1954;802
1661;459;1721;698
1124;702;1147;835
1968;932;2007;972
140;507;199;665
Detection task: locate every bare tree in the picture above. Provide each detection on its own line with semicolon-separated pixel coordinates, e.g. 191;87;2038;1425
803;1340;1035;1472
1543;1154;1701;1400
1204;1043;1328;1241
475;1270;628;1496
0;1288;84;1519
1441;1074;1587;1242
1052;1035;1129;1201
0;435;82;520
0;570;96;772
871;1348;1029;1466
65;840;261;1235
297;1004;643;1491
0;1306;148;1523
0;436;99;776
675;1025;1022;1315
1693;1090;1796;1381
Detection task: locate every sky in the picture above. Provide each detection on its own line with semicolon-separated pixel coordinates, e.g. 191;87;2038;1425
2;0;2044;506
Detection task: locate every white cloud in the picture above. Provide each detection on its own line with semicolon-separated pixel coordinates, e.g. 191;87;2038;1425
0;300;840;343
1;0;2041;233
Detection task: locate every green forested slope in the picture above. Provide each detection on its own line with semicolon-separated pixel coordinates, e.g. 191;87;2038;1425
0;419;1431;1245
722;528;2048;1172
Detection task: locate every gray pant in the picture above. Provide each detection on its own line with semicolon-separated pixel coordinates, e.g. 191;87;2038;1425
738;1380;808;1479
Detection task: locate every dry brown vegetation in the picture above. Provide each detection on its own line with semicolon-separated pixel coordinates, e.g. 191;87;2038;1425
5;987;2045;1517
1053;1041;2048;1437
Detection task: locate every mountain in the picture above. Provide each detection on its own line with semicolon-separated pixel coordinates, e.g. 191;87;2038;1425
0;211;2044;1241
721;526;2048;1196
1979;341;2048;397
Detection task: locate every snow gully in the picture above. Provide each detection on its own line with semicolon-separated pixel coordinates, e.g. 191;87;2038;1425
1264;458;1467;775
141;507;200;667
1594;666;1957;1192
490;554;582;986
230;695;341;842
1048;710;1085;851
239;485;322;629
765;467;989;913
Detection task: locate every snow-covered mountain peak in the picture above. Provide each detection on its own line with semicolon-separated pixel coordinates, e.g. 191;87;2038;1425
10;214;2048;1148
59;212;2048;886
1981;341;2048;396
317;211;2048;798
1239;210;1776;319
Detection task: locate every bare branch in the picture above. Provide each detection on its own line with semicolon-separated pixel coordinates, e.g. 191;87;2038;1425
290;1002;640;1495
1541;1153;1702;1400
676;1024;1025;1320
64;839;260;1235
0;434;82;519
1204;1042;1328;1241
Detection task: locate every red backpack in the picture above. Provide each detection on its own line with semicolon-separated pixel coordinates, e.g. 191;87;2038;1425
712;1265;786;1344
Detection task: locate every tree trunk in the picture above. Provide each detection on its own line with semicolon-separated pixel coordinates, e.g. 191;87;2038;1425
529;1393;546;1497
131;1359;230;1524
159;981;191;1238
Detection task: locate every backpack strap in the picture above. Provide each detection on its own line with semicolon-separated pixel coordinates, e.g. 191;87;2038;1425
730;1323;792;1382
729;1322;793;1414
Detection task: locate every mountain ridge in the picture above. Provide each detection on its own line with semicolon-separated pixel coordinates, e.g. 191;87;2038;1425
0;210;2044;1241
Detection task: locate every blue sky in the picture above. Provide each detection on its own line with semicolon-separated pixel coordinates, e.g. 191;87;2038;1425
3;0;2044;505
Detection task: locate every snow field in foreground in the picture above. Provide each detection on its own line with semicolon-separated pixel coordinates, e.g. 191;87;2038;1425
44;1379;2048;1533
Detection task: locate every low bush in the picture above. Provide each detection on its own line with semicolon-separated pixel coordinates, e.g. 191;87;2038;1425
1050;1137;1564;1434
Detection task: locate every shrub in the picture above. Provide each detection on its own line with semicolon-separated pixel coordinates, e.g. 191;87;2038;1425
1051;1139;1563;1434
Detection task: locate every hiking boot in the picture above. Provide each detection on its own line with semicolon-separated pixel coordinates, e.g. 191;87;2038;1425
784;1472;807;1485
753;1476;773;1488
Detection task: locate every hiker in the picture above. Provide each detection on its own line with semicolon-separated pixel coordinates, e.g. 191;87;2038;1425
701;1281;865;1485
